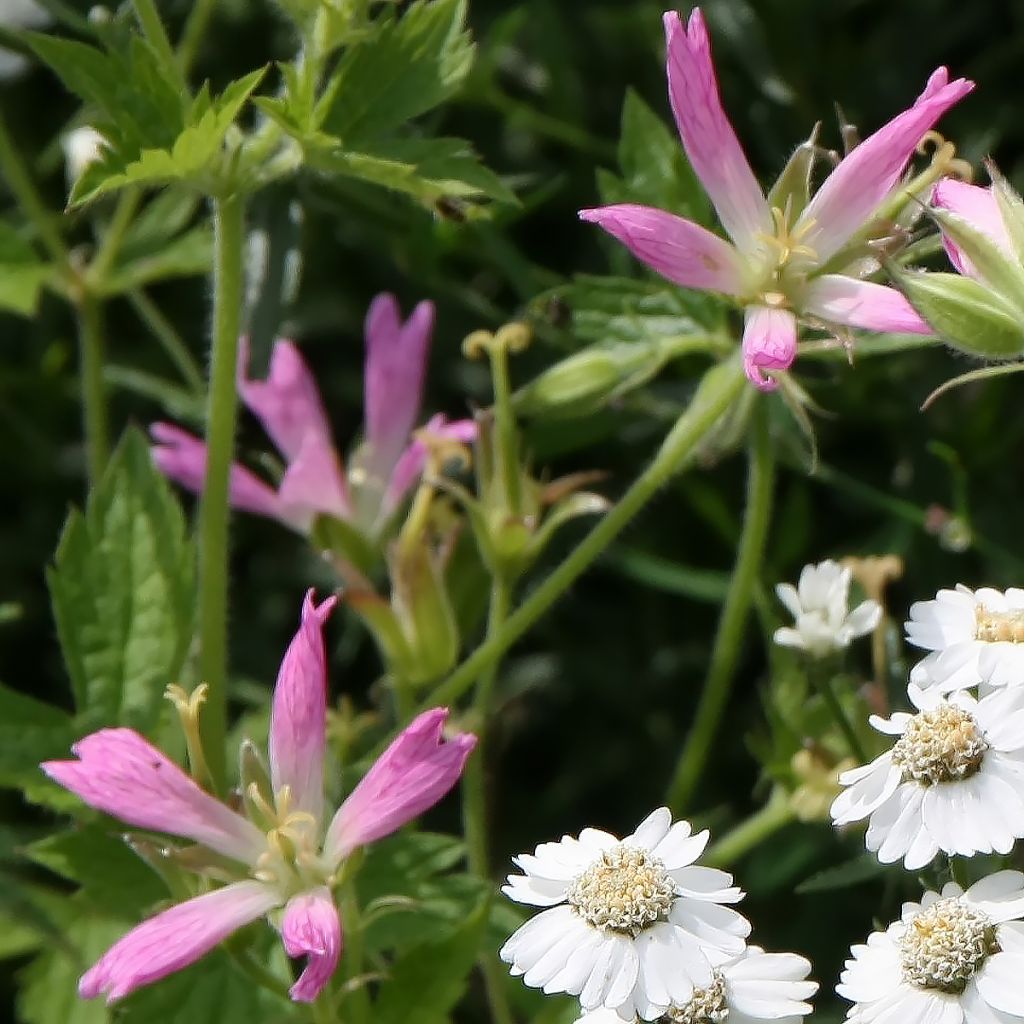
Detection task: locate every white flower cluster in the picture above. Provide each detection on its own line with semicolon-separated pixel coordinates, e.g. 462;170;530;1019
830;583;1024;1024
500;807;817;1023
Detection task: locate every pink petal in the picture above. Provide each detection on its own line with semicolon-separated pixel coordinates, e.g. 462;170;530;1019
239;339;334;463
364;294;434;475
797;71;974;262
80;881;280;1002
42;728;264;863
149;422;286;523
379;414;478;522
276;430;352;529
663;9;771;253
579;204;744;295
323;708;475;864
803;275;933;334
915;67;950;105
932;179;1011;278
269;590;338;820
742;305;797;391
281;887;343;1003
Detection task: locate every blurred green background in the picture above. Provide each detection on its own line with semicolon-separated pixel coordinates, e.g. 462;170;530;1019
3;0;1024;1018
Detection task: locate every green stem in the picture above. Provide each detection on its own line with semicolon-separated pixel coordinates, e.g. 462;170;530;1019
422;356;746;714
703;792;795;868
0;112;68;269
809;661;869;764
197;193;245;793
462;576;514;1024
76;293;110;485
89;191;142;286
666;407;775;813
178;0;218;75
224;937;293;1002
490;340;522;514
127;289;205;393
340;882;370;1024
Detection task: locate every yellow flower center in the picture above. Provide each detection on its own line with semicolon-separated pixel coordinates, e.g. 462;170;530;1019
891;705;988;785
900;897;998;993
975;606;1024;643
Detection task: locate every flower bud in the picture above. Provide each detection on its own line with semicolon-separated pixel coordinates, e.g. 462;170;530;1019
891;268;1024;359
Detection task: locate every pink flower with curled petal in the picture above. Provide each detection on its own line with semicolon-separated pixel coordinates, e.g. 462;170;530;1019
580;8;974;390
931;178;1013;280
42;590;475;1005
151;294;475;538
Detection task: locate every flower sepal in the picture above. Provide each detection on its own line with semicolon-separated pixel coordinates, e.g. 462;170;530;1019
890;266;1024;359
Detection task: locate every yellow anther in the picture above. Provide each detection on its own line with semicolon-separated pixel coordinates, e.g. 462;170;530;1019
757;206;819;270
247;781;277;822
164;683;212;788
462;329;493;360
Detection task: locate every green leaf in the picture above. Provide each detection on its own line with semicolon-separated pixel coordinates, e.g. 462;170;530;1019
25;825;166;920
371;897;487;1024
99;225;212;296
47;428;195;731
0;221;51;316
319;0;474;143
795;853;889;894
0;682;75;788
598;89;712;224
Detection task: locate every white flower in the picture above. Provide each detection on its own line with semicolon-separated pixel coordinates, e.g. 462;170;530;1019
906;585;1024;692
573;946;817;1024
61;126;108;184
499;808;751;1020
830;684;1024;868
774;560;881;657
838;873;1024;1024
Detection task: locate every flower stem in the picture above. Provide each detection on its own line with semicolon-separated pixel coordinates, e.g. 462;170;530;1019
422;356;746;714
666;406;775;814
703;790;795;868
223;938;292;1002
197;193;245;793
340;881;370;1024
127;289;205;393
809;661;869;765
462;575;514;1024
75;292;110;486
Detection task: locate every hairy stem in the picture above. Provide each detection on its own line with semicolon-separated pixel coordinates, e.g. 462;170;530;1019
462;575;514;1024
76;293;110;486
666;407;775;813
197;193;245;792
422;356;746;714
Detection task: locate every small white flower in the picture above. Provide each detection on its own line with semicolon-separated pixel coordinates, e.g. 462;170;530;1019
573;946;817;1024
774;560;881;658
906;585;1024;692
61;126;108;184
500;808;751;1020
838;873;1024;1024
830;684;1024;868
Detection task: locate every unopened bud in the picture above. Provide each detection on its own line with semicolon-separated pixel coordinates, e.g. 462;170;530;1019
892;267;1024;359
61;126;108;184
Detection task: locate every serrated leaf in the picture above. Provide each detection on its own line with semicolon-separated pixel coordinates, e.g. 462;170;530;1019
795;853;889;894
319;0;474;143
371;897;487;1024
25;825;166;920
47;428;195;731
0;682;75;788
0;221;51;316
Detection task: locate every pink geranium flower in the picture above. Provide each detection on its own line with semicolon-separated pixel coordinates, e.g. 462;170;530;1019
151;293;475;536
931;177;1013;279
42;591;475;1004
580;8;973;389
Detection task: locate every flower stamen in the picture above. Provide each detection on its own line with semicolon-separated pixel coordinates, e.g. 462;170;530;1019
662;971;729;1024
899;897;998;992
975;606;1024;643
891;704;988;785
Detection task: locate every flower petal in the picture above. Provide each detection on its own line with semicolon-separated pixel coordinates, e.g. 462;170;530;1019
149;423;287;523
803;275;933;334
364;294;435;475
797;72;974;262
276;429;351;528
741;306;797;391
281;887;343;1003
932;180;1011;279
42;728;265;863
662;10;771;252
79;881;280;1002
324;707;475;863
579;204;744;295
269;590;338;820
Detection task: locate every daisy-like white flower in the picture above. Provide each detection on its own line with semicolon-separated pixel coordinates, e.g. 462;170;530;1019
838;873;1024;1024
906;586;1024;692
830;684;1024;868
500;807;751;1021
580;8;973;390
573;946;817;1024
42;591;475;1003
774;560;882;657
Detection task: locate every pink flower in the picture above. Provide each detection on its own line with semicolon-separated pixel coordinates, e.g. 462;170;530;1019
151;294;475;537
931;178;1013;280
580;9;973;390
42;590;475;1004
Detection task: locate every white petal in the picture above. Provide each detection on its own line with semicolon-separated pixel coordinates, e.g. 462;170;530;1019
975;952;1024;1015
832;759;902;825
626;808;672;851
654;825;709;870
670;865;744;903
967;871;1024;923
